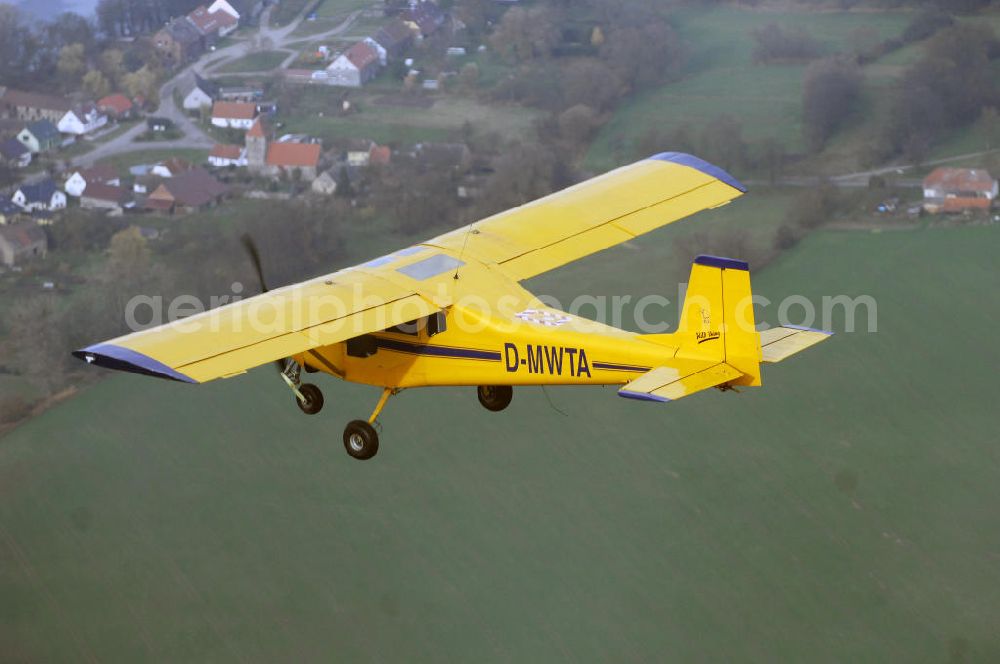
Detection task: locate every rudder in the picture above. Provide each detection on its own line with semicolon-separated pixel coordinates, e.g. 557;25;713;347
675;255;761;386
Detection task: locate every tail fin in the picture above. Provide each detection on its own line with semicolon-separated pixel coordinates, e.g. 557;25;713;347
674;255;761;387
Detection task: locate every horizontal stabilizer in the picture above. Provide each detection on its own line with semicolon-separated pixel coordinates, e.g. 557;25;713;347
759;325;833;363
618;363;743;403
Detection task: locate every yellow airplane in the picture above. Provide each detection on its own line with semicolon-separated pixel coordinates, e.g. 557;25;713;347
74;153;832;460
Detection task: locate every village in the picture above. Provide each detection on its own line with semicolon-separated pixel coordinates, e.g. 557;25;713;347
1;0;998;274
0;0;502;269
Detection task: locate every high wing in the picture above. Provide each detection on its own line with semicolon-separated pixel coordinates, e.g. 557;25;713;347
74;152;743;384
421;152;746;282
74;268;440;384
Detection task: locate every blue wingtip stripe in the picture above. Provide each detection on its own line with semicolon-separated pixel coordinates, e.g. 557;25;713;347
649;152;747;193
618;390;671;403
73;343;197;383
694;254;749;271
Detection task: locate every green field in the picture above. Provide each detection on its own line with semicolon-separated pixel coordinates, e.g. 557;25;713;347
2;216;999;661
584;6;914;174
97;148;211;176
217;50;289;74
284;93;542;145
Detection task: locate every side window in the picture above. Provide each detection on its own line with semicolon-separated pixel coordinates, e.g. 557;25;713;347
385;312;446;337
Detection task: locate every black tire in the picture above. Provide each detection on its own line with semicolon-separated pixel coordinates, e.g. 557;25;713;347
343;420;379;460
296;383;324;415
477;385;513;412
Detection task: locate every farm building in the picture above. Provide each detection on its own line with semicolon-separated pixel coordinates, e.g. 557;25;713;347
80;183;130;214
209;144;247;167
326;42;380;88
145;168;229;214
64;165;120;197
922;168;997;214
0;221;47;267
211;101;257;129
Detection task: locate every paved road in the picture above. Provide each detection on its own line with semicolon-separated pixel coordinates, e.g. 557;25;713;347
69;4;366;169
199;9;365;76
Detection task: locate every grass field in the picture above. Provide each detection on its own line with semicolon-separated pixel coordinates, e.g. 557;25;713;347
97;148;210;176
284;93;542;145
2;216;998;661
584;6;914;174
217;50;289;74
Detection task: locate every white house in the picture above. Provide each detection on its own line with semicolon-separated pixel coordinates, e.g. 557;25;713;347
57;105;108;136
208;144;247;167
208;0;240;20
326;42;380;88
211;101;257;129
183;75;218;111
13;179;67;212
64;165;120;197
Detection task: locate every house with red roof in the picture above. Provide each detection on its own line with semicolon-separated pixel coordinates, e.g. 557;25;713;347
245;117;321;180
145;168;228;214
326;42;380;87
187;5;238;41
922;168;997;214
209;143;247;167
97;94;134;118
80;182;130;214
64;164;120;197
211;101;257;129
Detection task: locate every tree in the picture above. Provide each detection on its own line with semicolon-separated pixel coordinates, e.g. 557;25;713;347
489;7;559;63
600;21;686;91
83;70;111;98
557;104;602;149
802;58;862;152
751;23;821;63
978;107;1000;150
753;137;787;184
107;226;151;284
0;4;37;87
559;59;623;113
45;12;95;53
458;62;480;91
100;49;127;88
6;297;69;395
57;43;87;88
122;65;160;104
699;115;746;172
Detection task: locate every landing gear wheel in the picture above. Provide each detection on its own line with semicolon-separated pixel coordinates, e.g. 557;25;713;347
478;385;513;412
296;383;324;415
343;420;379;460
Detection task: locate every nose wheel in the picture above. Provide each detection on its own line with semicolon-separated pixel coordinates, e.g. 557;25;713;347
295;383;324;415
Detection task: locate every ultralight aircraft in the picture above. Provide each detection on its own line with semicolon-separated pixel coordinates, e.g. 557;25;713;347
74;153;832;460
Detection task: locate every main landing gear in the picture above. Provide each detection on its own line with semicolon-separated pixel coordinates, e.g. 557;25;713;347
478;385;513;412
343;387;396;460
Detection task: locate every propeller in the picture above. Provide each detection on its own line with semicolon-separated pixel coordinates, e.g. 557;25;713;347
240;233;285;376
